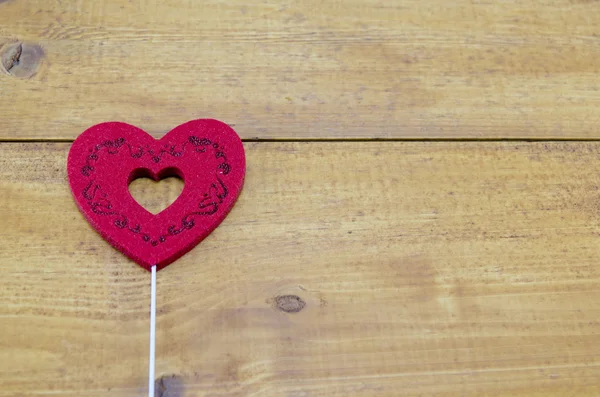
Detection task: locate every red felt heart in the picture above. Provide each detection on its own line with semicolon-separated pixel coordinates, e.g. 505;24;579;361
68;119;245;272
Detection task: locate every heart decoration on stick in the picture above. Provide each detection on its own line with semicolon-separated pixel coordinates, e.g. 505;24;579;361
68;118;245;396
67;119;246;271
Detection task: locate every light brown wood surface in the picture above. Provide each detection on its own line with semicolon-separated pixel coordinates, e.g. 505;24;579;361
2;142;600;396
3;1;600;396
2;0;600;139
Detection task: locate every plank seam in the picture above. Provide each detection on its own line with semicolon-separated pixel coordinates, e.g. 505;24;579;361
3;138;600;143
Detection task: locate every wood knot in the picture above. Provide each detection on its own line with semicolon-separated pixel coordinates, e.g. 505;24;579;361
155;374;184;397
1;41;44;79
275;295;306;313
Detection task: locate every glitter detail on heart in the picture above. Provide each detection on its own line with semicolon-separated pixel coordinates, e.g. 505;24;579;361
81;135;231;246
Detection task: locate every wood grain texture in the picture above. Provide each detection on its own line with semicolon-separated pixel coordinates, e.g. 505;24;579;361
1;0;600;140
2;142;600;396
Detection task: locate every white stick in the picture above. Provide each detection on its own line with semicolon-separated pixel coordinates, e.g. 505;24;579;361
148;265;157;397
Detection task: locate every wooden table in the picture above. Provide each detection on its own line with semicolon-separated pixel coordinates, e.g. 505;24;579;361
1;1;600;396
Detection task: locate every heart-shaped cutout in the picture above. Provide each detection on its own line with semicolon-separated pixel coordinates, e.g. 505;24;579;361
128;170;184;215
68;119;246;271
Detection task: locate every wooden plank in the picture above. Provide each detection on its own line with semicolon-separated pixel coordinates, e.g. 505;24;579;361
1;0;600;140
2;141;600;396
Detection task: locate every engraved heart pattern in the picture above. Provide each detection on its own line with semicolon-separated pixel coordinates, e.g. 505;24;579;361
67;119;246;271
